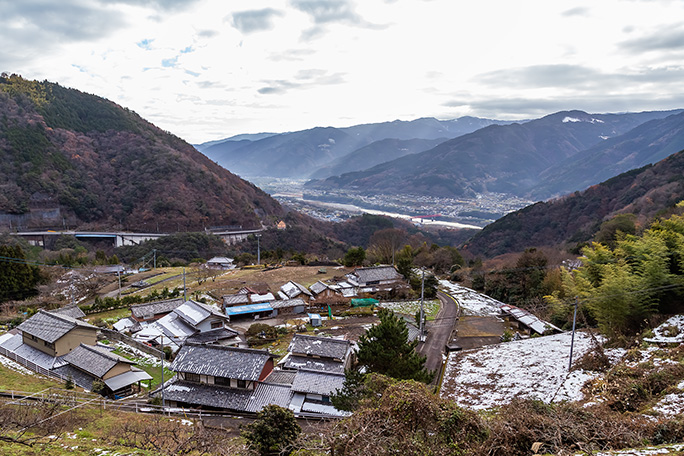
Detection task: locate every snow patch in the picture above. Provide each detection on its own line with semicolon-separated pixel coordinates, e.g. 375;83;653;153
439;280;504;316
644;315;684;344
441;332;598;410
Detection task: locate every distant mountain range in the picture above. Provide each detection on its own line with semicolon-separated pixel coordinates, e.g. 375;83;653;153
306;109;684;199
463;148;684;258
197;116;513;179
0;75;286;231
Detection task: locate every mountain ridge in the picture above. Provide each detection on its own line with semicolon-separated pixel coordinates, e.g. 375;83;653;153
306;109;684;199
0;74;286;232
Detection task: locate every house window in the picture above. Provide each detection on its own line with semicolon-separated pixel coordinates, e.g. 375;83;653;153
43;341;55;349
237;379;246;389
215;376;231;386
210;320;223;329
185;373;200;383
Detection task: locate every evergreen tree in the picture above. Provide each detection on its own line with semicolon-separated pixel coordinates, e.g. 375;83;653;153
343;246;366;267
356;308;434;383
0;244;42;302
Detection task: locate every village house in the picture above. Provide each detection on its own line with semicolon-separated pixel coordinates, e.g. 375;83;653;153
280;334;352;374
130;298;185;323
159;344;291;413
345;265;404;290
15;310;98;358
206;256;234;269
276;220;287;230
289;370;347;416
222;287;276;310
0;309;99;375
278;281;313;302
131;300;238;351
309;280;344;302
57;343;152;397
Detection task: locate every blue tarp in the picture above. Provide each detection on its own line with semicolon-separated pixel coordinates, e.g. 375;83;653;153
225;303;274;316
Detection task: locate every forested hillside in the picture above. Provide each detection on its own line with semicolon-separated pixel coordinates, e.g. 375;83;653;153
0;74;284;231
463;149;684;257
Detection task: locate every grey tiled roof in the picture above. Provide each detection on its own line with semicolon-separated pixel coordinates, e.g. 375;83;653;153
222;293;250;306
17;310;97;343
291;370;345;396
160;379;292;414
309;281;329;295
245;383;293;413
284;355;345;374
349;266;402;284
171;344;273;381
131;298;184;319
263;370;297;385
2;335;68;370
175;300;227;327
270;298;306;309
163;380;252;411
50;305;86;319
280;281;312;299
63;343;134;378
53;364;96;390
185;327;239;344
288;334;350;360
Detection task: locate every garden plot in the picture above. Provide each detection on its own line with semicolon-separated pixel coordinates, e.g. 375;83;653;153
441;331;600;410
378;299;440;319
439;280;504;316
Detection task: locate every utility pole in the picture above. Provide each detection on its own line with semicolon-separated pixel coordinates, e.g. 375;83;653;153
160;335;165;408
183;268;187;301
419;268;425;341
117;269;121;300
153;249;157;270
256;234;262;265
568;297;579;371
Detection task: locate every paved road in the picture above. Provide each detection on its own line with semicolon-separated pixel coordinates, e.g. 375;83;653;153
418;291;459;383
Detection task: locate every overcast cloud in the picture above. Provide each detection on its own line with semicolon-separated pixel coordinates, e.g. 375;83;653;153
0;0;682;143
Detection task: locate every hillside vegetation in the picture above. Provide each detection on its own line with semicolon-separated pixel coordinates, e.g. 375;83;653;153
464;149;684;257
0;74;284;231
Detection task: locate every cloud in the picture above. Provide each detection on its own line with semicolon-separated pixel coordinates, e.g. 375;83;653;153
0;1;127;44
268;48;316;62
476;64;684;90
290;0;384;40
97;0;202;11
477;64;601;89
230;8;283;34
619;25;684;53
198;29;219;39
562;7;590;17
258;70;346;95
290;0;361;24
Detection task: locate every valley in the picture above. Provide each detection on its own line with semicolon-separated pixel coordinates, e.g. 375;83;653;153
252;177;532;227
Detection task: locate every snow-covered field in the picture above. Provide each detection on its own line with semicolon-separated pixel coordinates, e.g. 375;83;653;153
441;331;600;410
439;280;504;316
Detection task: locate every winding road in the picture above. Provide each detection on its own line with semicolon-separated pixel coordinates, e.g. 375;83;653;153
418;291;459;383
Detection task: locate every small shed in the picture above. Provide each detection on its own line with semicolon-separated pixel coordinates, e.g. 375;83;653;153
308;313;322;327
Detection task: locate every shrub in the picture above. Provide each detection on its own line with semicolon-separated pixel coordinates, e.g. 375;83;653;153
242;405;301;455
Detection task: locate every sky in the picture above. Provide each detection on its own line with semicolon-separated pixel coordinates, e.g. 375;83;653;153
1;0;684;144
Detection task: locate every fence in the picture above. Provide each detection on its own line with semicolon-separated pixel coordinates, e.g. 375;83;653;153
0;346;68;383
0;387;334;422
